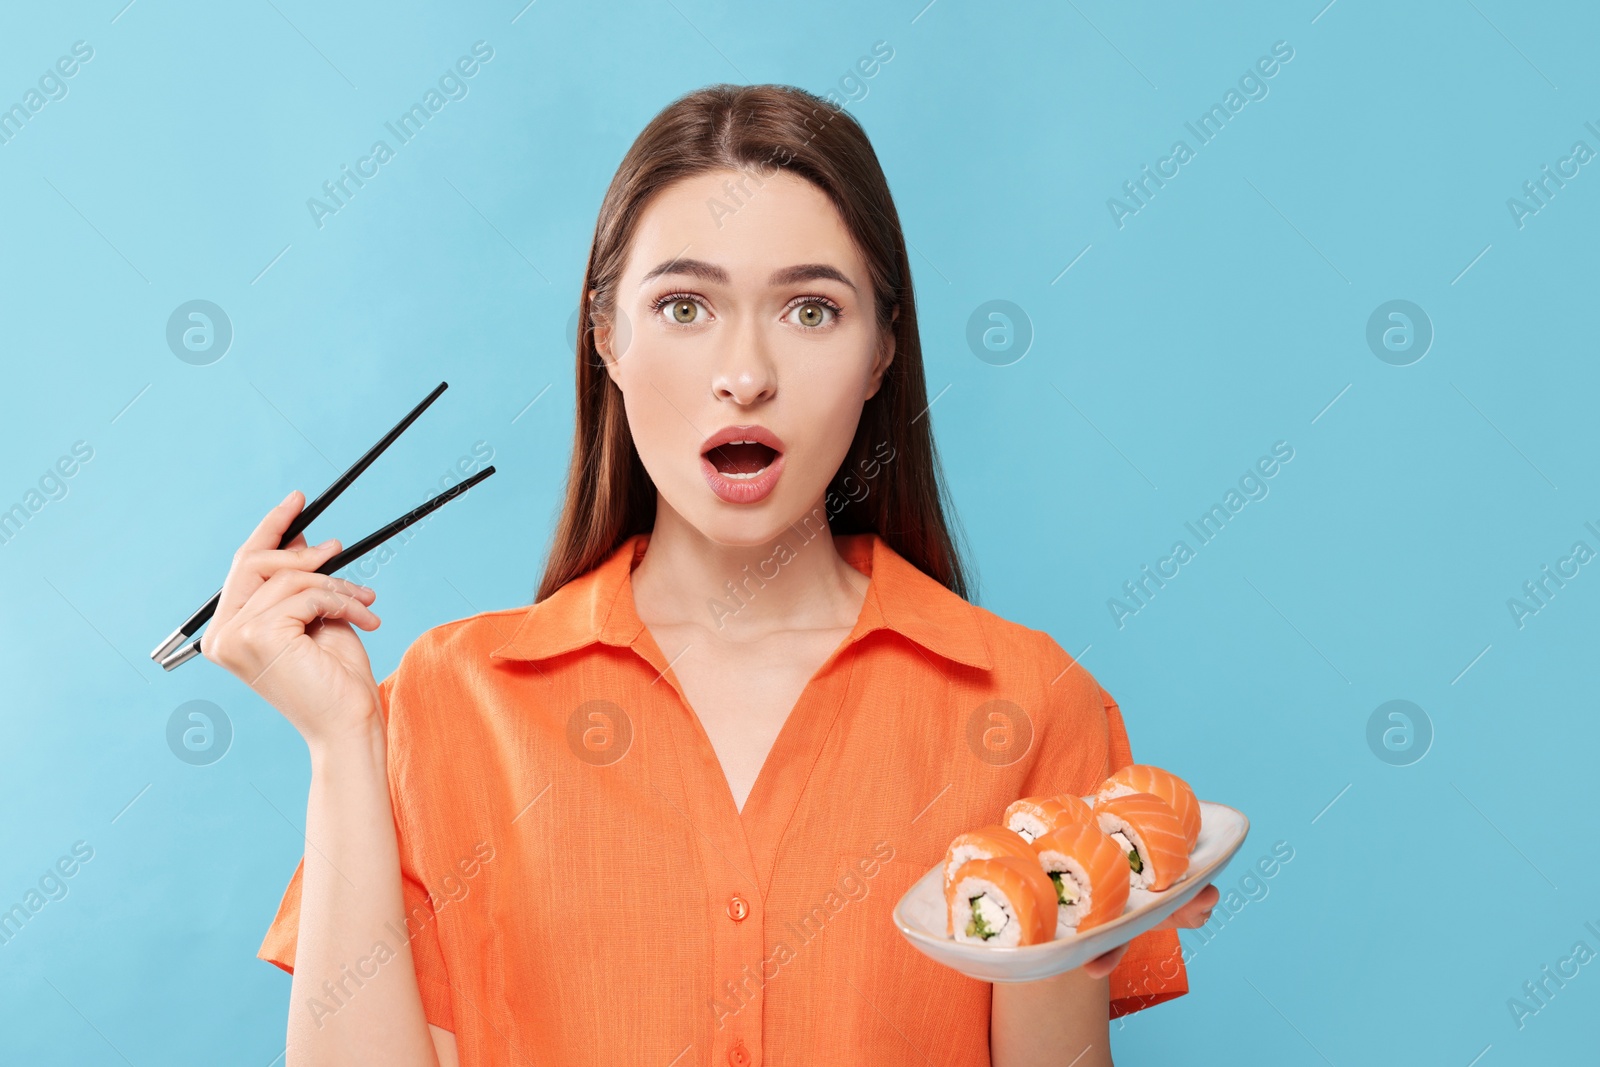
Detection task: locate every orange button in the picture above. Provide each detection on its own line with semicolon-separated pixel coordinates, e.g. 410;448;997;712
728;1037;751;1067
726;894;749;922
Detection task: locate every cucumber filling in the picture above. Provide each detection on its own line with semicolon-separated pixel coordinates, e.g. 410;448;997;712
965;893;1009;940
1048;871;1079;906
1110;830;1143;874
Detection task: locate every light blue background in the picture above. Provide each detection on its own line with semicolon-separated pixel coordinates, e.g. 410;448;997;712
2;1;1596;1063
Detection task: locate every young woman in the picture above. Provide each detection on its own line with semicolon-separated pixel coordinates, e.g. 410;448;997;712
210;84;1217;1066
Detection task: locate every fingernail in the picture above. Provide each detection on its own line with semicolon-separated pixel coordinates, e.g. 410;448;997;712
281;490;296;506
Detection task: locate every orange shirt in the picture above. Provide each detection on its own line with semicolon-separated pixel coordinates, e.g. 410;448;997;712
260;531;1187;1064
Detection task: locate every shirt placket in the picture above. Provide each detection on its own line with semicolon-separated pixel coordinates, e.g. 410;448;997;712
627;631;768;1067
711;873;763;1067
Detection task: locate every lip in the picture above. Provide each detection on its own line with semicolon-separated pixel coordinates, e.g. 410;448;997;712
700;423;786;505
700;424;787;455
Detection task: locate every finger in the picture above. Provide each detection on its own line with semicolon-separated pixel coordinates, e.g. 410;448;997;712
211;489;311;624
275;583;382;634
1081;944;1129;980
236;540;345;581
235;591;380;693
216;570;374;664
214;537;343;629
1158;885;1220;929
1187;884;1220;923
220;576;380;678
245;489;307;554
236;568;375;628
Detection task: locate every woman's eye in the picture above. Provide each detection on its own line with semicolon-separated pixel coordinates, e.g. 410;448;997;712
790;300;835;328
667;298;701;324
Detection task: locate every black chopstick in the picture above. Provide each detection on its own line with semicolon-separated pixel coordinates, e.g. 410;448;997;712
156;464;496;671
311;465;496;578
149;382;448;665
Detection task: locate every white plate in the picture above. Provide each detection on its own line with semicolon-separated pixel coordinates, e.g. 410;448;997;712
892;800;1249;983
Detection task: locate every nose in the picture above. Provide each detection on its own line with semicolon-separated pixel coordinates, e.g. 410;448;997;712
709;316;777;406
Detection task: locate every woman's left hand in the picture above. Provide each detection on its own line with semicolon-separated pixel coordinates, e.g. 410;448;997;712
1078;883;1218;979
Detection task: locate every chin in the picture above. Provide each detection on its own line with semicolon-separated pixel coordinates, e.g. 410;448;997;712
666;485;826;550
685;507;800;548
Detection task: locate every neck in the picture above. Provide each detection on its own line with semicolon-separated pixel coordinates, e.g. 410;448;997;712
631;496;868;638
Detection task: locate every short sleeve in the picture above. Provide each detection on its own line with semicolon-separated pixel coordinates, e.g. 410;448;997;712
255;669;457;1033
1017;648;1189;1019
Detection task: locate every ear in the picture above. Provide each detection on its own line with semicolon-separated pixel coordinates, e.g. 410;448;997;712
590;290;624;388
864;304;898;400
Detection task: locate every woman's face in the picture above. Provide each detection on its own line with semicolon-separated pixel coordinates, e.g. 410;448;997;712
597;167;894;547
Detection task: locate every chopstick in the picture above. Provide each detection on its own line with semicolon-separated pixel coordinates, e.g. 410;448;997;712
149;381;475;671
156;464;496;671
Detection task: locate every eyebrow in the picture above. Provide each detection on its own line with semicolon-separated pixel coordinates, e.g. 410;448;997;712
639;257;858;295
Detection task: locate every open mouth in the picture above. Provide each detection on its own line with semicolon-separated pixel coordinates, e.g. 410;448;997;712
702;440;780;480
699;425;786;504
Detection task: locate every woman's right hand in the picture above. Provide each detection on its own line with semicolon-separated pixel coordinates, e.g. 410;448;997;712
203;489;384;750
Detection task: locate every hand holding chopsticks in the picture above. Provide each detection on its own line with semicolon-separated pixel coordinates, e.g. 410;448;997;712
150;381;496;671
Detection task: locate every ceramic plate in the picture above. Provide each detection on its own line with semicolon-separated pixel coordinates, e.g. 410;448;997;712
892;800;1249;983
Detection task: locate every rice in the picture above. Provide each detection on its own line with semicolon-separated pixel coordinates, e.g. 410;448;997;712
1005;811;1050;844
1033;848;1091;929
1096;812;1153;889
948;871;1025;947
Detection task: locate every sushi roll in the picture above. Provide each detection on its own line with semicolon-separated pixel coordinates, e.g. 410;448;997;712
945;855;1058;946
1031;821;1131;933
1094;791;1189;891
1002;794;1096;844
942;825;1036;889
1094;764;1202;852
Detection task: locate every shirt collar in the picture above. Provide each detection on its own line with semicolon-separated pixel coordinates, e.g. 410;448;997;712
489;530;993;670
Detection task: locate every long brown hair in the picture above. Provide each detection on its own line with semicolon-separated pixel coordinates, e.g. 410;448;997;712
536;83;971;602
